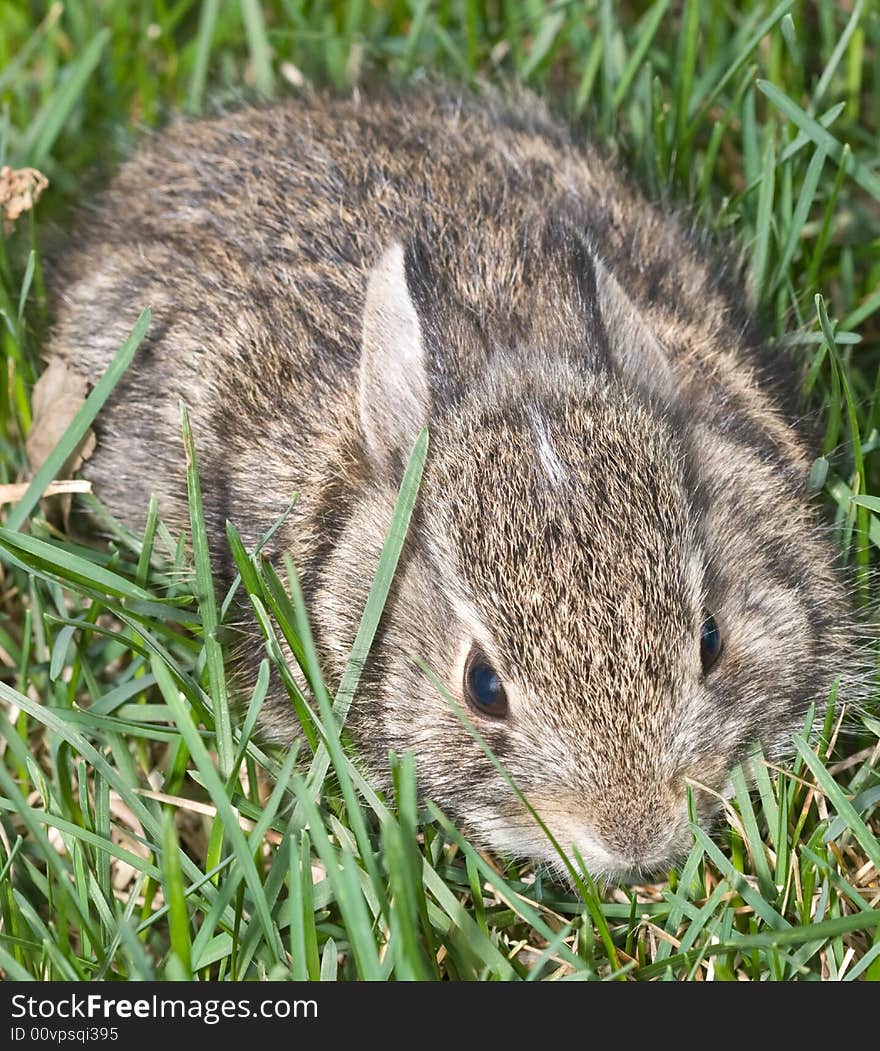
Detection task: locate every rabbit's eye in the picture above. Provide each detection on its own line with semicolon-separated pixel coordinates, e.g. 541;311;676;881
700;614;723;674
464;649;508;718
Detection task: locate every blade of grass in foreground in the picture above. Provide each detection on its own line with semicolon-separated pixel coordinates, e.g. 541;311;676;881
794;736;880;872
292;780;383;980
306;427;428;792
382;755;438;980
160;811;193;979
180;401;233;779
150;655;283;960
288;831;321;981
232;430;426;974
284;558;389;920
0;681;227;918
7;308;150;531
0;526;153;601
636;908;880;980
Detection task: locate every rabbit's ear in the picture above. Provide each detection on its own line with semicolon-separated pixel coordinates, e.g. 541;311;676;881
529;220;611;370
359;241;429;468
531;222;674;398
593;253;675;400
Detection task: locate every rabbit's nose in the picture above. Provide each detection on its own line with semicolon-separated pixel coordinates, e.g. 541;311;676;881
588;787;687;868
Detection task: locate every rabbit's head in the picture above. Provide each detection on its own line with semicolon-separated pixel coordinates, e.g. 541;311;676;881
314;234;857;881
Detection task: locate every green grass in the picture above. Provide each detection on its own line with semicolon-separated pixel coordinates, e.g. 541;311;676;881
1;0;879;981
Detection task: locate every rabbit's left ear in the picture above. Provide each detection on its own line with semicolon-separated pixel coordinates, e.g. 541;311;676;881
359;241;430;469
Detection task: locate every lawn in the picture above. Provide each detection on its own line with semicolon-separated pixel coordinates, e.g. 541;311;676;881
0;0;878;981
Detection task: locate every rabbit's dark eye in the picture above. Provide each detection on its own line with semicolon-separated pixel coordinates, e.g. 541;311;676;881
700;614;723;674
464;649;508;718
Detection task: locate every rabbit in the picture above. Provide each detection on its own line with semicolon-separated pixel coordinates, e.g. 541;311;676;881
44;89;859;881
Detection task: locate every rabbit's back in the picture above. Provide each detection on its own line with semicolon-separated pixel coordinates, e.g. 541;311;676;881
47;92;804;549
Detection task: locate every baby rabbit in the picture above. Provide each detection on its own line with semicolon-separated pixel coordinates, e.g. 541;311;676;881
46;90;856;880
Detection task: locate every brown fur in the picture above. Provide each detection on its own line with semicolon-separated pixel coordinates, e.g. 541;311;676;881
46;90;858;879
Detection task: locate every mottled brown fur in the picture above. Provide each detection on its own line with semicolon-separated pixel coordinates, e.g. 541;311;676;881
46;90;857;879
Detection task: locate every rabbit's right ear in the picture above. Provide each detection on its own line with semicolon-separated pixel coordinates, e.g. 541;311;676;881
535;220;675;399
593;255;675;400
359;242;430;469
